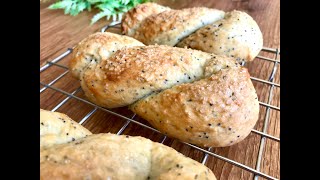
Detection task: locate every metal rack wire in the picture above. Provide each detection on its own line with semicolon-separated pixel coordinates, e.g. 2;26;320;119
40;22;280;180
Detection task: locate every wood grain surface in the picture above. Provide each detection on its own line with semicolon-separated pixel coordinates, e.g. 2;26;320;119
40;0;280;179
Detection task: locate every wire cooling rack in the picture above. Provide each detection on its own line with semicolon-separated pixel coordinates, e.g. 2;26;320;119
40;21;280;180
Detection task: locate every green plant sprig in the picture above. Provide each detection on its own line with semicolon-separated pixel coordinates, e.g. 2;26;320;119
48;0;149;24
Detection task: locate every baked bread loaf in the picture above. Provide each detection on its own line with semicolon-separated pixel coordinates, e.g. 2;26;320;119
122;2;171;37
121;3;262;62
70;32;145;79
40;109;216;180
176;10;263;62
40;109;92;148
130;67;259;147
69;32;259;147
122;2;225;47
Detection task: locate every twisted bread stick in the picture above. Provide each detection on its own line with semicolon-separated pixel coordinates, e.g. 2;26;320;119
122;3;263;62
40;109;216;180
69;32;259;147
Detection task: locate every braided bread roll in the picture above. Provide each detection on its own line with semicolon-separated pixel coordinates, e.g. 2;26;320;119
69;32;259;147
40;109;216;180
40;109;92;147
121;2;263;62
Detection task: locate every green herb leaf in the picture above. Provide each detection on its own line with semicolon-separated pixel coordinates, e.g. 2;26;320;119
48;1;72;9
48;0;150;24
91;9;112;24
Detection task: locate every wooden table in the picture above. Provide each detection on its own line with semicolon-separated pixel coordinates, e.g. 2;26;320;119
40;0;280;179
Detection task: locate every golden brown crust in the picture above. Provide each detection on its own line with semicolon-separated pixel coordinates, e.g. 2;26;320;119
79;45;231;108
41;133;216;180
131;7;225;46
130;67;259;147
121;2;171;36
40;109;92;148
69;32;144;79
40;110;216;180
177;10;263;62
68;32;259;147
121;3;262;62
